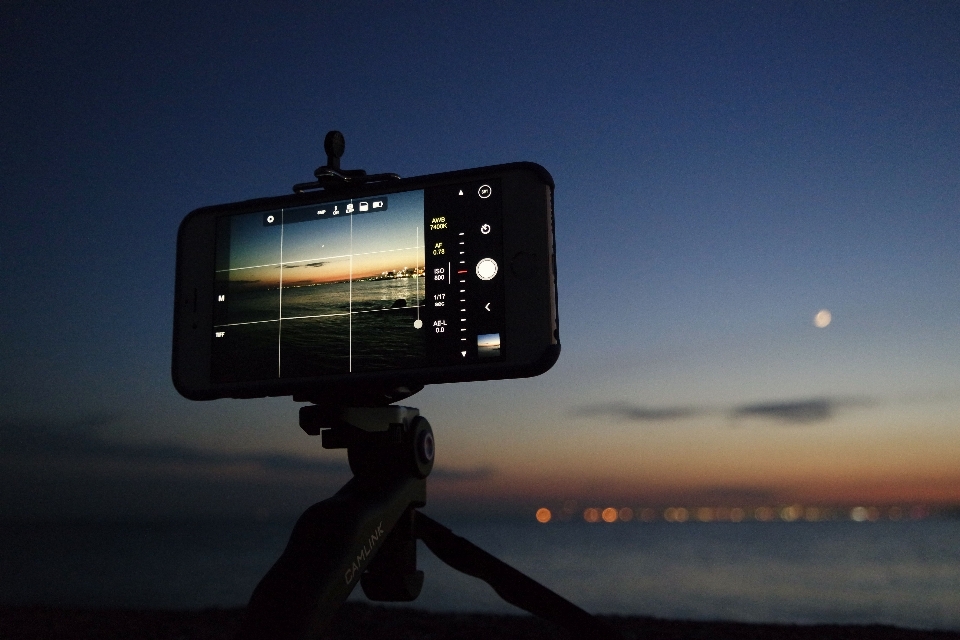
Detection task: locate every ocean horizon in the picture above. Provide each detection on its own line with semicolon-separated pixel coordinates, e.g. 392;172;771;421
2;517;958;632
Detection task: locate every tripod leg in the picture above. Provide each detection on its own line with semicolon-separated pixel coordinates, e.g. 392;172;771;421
360;506;424;601
415;512;625;640
239;475;425;640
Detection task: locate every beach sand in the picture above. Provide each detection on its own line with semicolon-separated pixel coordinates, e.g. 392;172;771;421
3;603;959;640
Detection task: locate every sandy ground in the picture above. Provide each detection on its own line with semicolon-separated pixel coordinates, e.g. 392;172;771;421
2;602;959;640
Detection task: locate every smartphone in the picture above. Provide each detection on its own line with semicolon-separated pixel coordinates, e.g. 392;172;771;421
172;162;558;402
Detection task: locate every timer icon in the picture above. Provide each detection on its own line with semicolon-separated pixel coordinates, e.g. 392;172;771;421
480;223;491;234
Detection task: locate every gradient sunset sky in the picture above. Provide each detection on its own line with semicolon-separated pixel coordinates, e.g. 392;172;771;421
222;188;425;286
1;2;958;521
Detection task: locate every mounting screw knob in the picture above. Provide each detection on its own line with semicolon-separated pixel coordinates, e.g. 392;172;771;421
409;416;435;479
324;130;345;169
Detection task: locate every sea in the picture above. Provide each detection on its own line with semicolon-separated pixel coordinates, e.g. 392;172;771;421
1;518;958;631
215;278;427;380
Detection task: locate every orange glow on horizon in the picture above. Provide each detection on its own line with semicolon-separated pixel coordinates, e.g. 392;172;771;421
426;465;960;508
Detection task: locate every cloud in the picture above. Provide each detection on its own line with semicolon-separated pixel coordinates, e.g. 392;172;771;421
305;262;326;268
0;417;497;520
430;465;495;481
730;397;871;425
0;414;114;455
0;416;346;474
0;417;499;480
572;402;701;422
572;396;874;426
730;399;833;423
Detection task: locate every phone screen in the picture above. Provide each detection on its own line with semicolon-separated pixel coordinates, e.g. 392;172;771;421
211;180;505;383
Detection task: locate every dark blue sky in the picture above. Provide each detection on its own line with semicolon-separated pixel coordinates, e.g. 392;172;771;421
2;2;959;520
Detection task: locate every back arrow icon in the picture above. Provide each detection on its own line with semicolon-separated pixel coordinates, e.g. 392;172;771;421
484;303;491;311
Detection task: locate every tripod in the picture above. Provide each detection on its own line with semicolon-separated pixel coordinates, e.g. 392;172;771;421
238;403;624;640
238;134;621;638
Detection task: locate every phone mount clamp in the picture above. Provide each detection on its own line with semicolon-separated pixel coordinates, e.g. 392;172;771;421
292;130;401;193
242;133;622;639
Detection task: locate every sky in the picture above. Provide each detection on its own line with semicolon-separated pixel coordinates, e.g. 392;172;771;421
1;2;959;522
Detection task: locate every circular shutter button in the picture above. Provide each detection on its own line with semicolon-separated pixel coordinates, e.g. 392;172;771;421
476;258;498;280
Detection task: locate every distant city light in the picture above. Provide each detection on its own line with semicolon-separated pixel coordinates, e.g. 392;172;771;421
754;507;775;522
548;501;936;523
664;507;689;523
780;505;802;522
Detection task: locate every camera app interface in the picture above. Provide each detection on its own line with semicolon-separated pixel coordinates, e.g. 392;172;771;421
211;182;504;383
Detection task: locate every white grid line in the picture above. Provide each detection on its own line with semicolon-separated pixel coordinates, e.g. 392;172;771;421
277;210;284;377
349;213;353;372
215;305;424;328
